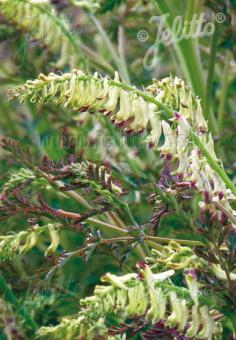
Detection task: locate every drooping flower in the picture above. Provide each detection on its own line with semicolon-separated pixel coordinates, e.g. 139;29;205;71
0;0;81;68
8;70;236;216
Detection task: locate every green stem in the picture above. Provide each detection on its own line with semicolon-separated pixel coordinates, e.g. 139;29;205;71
118;25;130;83
185;0;195;22
217;50;231;131
124;203;138;227
153;0;217;134
89;14;131;83
22;0;86;68
98;235;203;247
0;273;37;332
194;0;205;15
153;0;205;99
80;43;115;74
189;130;236;196
70;236;204;260
144;235;204;247
204;23;219;133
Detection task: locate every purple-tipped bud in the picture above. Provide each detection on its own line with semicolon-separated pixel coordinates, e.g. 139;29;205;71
148;142;155;149
166;153;173;161
218;191;224;200
174;111;182;120
203;191;211;204
185;268;197;278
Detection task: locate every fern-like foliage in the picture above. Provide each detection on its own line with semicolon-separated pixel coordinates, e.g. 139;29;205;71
0;0;83;69
38;264;223;339
40;159;123;196
3;168;49;193
8;70;236;223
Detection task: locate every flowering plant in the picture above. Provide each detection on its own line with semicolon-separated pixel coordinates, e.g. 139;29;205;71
0;0;235;339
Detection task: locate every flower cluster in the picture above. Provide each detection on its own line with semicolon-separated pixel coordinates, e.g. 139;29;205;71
0;223;61;261
147;77;235;209
39;158;124;205
8;70;236;222
66;161;123;195
147;241;236;282
0;0;80;68
38;264;222;339
3;168;48;193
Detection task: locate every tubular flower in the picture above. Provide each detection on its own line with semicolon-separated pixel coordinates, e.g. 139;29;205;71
148;241;236;283
37;265;222;340
0;0;81;68
8;70;236;214
0;224;61;261
147;241;201;271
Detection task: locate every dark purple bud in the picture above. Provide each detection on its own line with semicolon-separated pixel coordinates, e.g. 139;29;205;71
166;153;173;161
197;227;206;235
199;127;207;134
137;261;147;269
125;128;134;135
148;142;155;149
190;180;196;188
221;212;228;226
79;105;89;113
203;191;211;204
218;191;224;200
174;111;181;120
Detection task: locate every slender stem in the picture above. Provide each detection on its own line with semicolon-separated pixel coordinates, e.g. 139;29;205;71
87;217;127;234
217;50;231;131
189;130;236;196
204;23;219;133
124;203;151;256
80;43;115;74
194;0;205;15
28;0;86;68
96;236;204;246
68;236;204;262
185;0;195;22
70;235;204;260
153;0;205;99
118;25;130;83
89;14;131;83
144;235;204;247
0;273;37;331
